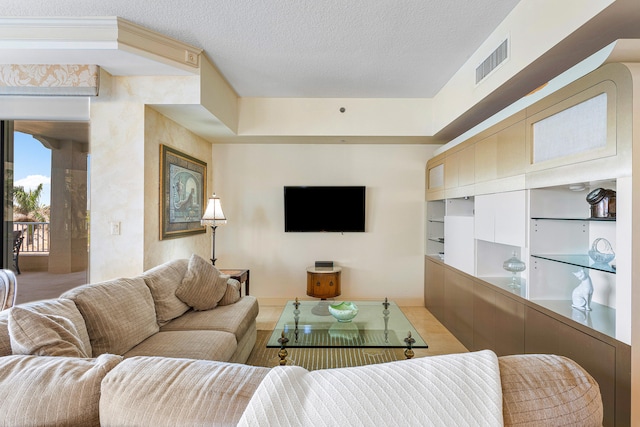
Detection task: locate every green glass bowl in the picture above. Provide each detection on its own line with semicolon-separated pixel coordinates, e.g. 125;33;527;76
328;301;359;322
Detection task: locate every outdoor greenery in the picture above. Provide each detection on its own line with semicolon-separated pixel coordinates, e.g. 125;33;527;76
13;183;50;222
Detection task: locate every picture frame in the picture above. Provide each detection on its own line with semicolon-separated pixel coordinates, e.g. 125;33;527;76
159;144;207;240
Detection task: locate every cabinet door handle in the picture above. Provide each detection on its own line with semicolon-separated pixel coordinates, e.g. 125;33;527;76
329;281;334;286
316;281;321;286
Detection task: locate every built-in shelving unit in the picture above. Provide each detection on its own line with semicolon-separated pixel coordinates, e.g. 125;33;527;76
528;183;618;341
424;62;635;427
425;200;445;258
530;254;616;274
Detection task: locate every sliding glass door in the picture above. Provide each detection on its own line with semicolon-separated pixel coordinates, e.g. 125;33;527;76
1;119;89;304
0;121;14;273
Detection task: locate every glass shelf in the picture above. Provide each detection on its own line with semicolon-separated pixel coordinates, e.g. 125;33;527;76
531;254;616;274
531;217;615;222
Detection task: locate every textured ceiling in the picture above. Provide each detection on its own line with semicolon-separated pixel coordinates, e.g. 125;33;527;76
3;0;521;98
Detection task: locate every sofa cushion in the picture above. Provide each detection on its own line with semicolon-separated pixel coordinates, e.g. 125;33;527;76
161;296;259;341
499;354;603;426
140;258;190;326
62;277;159;356
123;330;237;362
218;278;242;306
0;312;9;357
8;306;89;357
0;298;91;357
100;356;269;427
0;353;122;427
175;254;229;311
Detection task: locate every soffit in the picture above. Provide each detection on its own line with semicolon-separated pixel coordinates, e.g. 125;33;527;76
2;0;521;98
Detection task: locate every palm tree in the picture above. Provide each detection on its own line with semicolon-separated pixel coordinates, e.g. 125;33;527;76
13;184;47;222
13;184;49;249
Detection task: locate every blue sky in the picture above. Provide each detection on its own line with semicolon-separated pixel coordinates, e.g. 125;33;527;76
14;132;51;206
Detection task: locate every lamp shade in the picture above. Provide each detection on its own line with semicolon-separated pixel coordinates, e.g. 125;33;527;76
201;194;227;226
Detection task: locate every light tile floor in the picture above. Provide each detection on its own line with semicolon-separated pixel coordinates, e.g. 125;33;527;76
13;270;88;305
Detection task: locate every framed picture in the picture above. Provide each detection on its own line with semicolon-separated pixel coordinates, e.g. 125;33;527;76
159;144;207;240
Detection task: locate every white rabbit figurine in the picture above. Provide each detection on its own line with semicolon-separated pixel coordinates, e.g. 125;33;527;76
571;268;593;311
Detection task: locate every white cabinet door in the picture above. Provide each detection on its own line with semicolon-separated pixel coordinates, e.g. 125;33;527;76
474;194;495;242
473;191;526;247
494;191;526;247
445;216;475;275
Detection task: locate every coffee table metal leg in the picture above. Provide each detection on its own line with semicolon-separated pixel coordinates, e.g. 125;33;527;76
404;331;415;359
278;331;289;365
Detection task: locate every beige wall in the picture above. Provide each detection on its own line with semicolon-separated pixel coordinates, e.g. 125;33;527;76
211;143;438;306
143;107;212;269
89;70;208;282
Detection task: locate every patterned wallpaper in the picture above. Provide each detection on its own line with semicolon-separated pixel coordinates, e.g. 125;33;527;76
0;65;99;95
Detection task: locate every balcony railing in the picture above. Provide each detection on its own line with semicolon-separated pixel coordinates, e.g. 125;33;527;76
14;222;50;253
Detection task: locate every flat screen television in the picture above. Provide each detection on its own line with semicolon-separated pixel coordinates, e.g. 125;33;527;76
284;186;366;232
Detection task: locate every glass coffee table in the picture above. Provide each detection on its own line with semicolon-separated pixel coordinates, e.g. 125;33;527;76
267;298;428;365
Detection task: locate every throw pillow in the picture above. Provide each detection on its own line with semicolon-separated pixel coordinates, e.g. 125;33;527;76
217;279;242;306
8;307;90;358
141;258;190;326
176;254;229;311
61;277;159;356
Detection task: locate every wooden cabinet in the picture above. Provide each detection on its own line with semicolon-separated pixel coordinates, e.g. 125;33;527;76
424;256;444;321
424;256;444;319
445;145;475;195
524;305;626;427
443;267;473;349
473;280;525;356
494;292;525;356
426;159;445;201
428;264;629;427
496;120;526;178
474;133;498;183
306;267;341;299
474;114;526;184
472;281;495;352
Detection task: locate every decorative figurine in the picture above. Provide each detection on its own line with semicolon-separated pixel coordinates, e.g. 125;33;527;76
571;268;593;311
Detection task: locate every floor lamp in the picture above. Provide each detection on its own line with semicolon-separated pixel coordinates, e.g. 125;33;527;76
201;194;227;266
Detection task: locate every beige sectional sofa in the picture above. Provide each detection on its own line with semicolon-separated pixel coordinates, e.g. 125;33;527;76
0;255;259;364
0;350;603;426
0;255;604;426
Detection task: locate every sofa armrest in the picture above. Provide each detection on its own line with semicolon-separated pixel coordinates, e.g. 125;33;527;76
499;354;603;426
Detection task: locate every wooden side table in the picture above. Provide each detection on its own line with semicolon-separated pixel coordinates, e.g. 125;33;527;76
220;269;250;296
306;266;341;299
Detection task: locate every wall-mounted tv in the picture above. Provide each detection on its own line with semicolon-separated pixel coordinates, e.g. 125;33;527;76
284;186;366;232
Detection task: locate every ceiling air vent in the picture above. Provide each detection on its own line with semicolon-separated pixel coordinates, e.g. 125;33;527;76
475;39;508;84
